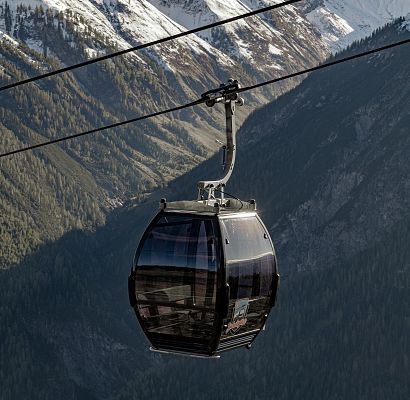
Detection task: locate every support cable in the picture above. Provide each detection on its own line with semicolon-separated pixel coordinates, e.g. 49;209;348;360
0;38;408;159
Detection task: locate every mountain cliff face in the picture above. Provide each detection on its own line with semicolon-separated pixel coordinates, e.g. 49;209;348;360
0;21;409;399
154;19;410;276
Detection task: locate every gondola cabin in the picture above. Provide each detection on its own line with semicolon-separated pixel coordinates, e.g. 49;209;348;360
128;79;279;357
128;199;279;357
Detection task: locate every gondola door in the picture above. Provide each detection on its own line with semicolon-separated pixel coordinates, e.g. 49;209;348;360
218;214;277;348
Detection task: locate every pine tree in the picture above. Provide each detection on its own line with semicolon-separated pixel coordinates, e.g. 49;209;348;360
4;2;12;34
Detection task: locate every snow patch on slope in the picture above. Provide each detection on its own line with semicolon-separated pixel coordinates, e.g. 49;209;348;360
2;0;235;68
0;29;19;46
307;0;410;52
268;43;282;55
147;0;293;70
404;13;410;32
307;7;353;45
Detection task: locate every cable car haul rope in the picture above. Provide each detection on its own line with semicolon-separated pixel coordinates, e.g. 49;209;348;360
0;39;408;159
128;81;279;357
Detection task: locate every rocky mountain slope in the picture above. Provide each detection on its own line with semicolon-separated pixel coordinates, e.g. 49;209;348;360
0;0;329;267
0;0;329;88
0;20;409;399
231;20;410;274
1;0;409;267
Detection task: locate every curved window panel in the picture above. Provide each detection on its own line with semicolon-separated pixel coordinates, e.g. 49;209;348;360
135;215;220;342
221;216;275;339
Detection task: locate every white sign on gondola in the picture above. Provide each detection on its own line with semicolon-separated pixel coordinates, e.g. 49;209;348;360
226;298;250;334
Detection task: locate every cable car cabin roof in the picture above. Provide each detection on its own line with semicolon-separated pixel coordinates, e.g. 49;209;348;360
159;198;257;215
129;200;279;358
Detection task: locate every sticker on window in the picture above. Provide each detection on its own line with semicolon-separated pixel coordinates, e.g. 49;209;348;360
226;298;249;334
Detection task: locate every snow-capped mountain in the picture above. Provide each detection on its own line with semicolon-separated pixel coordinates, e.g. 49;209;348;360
304;0;410;51
1;0;408;91
0;0;232;69
147;0;320;71
0;0;328;82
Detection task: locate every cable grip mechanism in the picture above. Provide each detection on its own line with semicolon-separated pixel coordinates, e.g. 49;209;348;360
197;79;244;202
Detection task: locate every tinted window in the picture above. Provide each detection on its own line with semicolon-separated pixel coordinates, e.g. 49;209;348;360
221;216;275;338
223;217;272;262
135;215;219;341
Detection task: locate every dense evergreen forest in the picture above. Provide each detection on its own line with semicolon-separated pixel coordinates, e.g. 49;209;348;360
118;218;410;399
0;190;409;399
0;17;409;400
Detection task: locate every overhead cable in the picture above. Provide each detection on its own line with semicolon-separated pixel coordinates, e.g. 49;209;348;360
0;38;408;159
237;39;410;94
0;0;303;93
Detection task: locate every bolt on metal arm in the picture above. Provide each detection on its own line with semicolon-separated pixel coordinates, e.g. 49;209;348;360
197;79;244;201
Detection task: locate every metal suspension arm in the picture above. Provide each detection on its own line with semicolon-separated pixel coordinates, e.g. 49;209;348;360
197;79;244;200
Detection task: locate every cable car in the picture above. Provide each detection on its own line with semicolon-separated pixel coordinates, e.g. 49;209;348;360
128;80;279;358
